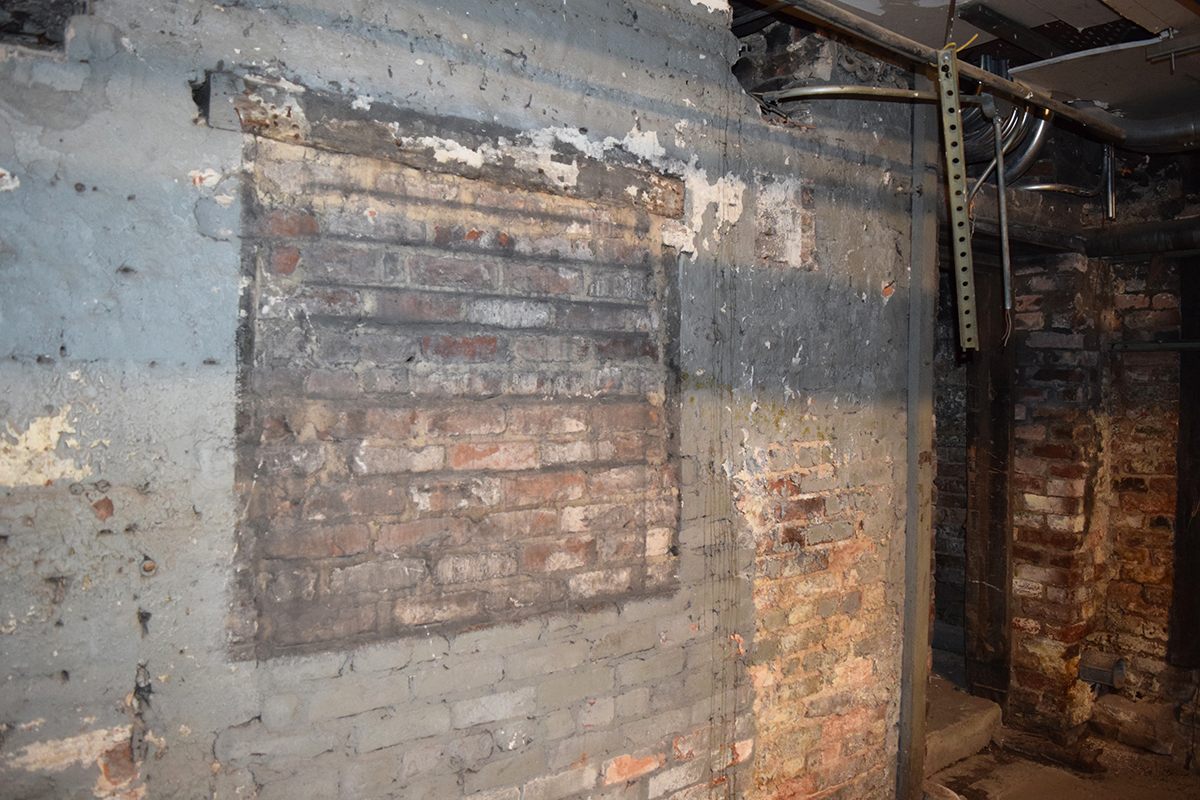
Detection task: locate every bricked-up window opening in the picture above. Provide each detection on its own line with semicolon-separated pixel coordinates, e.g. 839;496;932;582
1169;259;1200;668
0;1;87;48
228;82;682;659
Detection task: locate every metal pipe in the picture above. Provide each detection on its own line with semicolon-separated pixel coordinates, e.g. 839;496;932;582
1003;114;1049;182
759;85;936;103
1104;144;1116;221
767;0;1200;152
1113;341;1200;351
969;114;1048;201
1018;182;1100;196
970;158;997;202
993;113;1012;311
1086;217;1200;257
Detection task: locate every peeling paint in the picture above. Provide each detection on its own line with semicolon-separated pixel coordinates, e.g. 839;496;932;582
690;0;731;12
4;726;129;773
0;405;91;486
0;166;19;192
411;135;490;169
617;128;666;161
665;161;746;260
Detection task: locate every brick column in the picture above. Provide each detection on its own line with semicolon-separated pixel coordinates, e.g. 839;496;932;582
1008;254;1113;731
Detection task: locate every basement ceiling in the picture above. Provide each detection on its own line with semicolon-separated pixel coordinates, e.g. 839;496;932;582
740;0;1200;119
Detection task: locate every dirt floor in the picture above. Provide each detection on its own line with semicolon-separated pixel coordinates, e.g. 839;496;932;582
931;739;1200;799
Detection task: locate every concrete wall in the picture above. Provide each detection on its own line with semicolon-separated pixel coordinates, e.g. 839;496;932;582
0;3;921;798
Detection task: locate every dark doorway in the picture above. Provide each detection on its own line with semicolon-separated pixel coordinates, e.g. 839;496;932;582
1169;256;1200;668
933;250;1013;702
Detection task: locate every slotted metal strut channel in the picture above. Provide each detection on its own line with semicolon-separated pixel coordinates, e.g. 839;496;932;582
937;48;979;350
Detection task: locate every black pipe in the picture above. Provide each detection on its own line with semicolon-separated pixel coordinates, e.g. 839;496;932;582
1086;217;1200;257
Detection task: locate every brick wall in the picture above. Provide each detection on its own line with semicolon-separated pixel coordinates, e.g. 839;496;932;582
741;413;904;798
0;3;923;798
1007;252;1195;744
232;86;681;658
1090;259;1180;700
1008;253;1112;731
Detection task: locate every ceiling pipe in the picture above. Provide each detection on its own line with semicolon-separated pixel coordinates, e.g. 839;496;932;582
1085;217;1200;257
764;0;1200;152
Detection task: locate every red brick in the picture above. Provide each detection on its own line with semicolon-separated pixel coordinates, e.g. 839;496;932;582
376;517;469;552
603;753;665;785
262;523;371;559
522;537;595;572
502;471;586;506
421;334;501;362
264;209;319;237
271;246;301;275
506;403;589;435
408;254;498;290
448;442;539;471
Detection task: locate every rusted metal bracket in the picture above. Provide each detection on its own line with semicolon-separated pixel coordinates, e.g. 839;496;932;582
937;48;979;350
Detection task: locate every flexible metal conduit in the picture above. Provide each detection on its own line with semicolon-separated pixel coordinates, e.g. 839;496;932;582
767;0;1200;152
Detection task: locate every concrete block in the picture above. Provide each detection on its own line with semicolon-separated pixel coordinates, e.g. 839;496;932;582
463;747;549;796
351;703;451;753
616;648;687;687
522;765;599;800
412;656;504;698
925;677;1001;776
504;640;590;681
647;759;707;798
304;672;411;721
536;665;614;709
452;687;536;728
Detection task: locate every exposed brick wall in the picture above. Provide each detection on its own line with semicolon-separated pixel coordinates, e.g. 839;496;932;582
1008;253;1113;731
731;23;913;798
741;426;902;798
232;92;682;658
1091;259;1180;700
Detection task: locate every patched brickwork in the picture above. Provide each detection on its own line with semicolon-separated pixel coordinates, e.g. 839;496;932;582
232;107;681;657
740;419;902;798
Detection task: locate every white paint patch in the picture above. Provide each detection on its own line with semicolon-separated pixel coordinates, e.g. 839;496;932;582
0;406;91;486
4;726;128;772
756;177;809;268
617;128;666;161
0;167;20;192
411;135;492;169
690;0;730;12
188;169;221;188
668;160;746;260
350;94;374;111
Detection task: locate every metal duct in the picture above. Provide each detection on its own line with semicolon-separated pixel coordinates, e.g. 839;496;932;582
765;0;1200;153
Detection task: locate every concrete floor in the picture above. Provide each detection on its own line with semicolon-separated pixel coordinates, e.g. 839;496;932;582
931;740;1200;800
